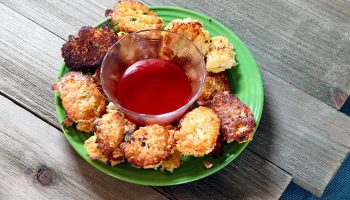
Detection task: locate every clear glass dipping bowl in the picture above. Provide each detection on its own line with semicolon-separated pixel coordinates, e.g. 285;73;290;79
100;29;206;125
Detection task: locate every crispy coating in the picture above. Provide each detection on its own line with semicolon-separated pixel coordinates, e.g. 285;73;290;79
120;125;175;169
199;91;256;143
198;72;230;101
175;107;220;157
165;18;210;55
206;36;237;73
109;0;163;33
61;26;118;71
84;135;120;166
95;103;136;165
52;72;107;132
161;150;182;173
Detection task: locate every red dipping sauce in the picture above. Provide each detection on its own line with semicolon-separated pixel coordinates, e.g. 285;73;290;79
116;58;192;115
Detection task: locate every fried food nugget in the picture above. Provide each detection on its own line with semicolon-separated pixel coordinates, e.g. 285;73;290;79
52;72;107;132
198;72;230;101
95;103;136;165
109;0;163;33
84;135;120;166
84;135;107;163
120;125;175;169
175;107;220;157
165;18;210;55
199;91;256;143
206;36;237;73
61;26;118;71
161;150;182;173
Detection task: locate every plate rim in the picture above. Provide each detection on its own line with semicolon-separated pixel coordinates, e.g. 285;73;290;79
54;5;264;186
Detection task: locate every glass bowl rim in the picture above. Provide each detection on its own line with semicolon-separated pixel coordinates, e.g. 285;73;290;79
100;29;207;119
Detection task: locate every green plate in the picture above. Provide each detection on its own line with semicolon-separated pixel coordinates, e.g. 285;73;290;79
54;6;264;186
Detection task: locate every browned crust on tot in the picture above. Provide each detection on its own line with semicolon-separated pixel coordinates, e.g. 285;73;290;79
175;106;220;157
52;72;107;132
199;91;256;143
95;110;136;165
110;0;163;33
198;72;230;101
161;150;182;172
120;125;175;169
84;135;119;166
61;26;118;71
165;18;210;55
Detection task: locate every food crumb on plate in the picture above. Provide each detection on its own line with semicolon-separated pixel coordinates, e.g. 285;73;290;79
203;160;213;169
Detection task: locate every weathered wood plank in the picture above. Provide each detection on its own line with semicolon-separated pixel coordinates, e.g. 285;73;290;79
0;95;168;200
251;70;350;196
0;0;106;39
287;0;350;30
93;0;117;9
139;0;350;110
158;150;292;200
0;3;293;199
0;3;63;127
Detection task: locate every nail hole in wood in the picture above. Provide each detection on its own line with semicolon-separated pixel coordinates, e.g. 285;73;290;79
35;165;55;186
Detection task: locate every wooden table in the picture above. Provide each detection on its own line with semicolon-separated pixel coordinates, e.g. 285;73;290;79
1;0;349;199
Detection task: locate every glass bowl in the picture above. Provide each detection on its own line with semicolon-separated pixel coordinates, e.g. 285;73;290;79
100;29;206;125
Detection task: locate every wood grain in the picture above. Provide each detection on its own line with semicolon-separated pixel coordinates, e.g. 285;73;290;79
0;4;293;199
251;70;350;196
0;0;106;39
287;0;350;30
0;95;167;200
1;0;350;197
139;0;350;109
0;3;63;127
157;150;292;200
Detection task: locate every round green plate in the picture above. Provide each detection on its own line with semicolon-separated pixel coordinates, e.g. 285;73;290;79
54;6;264;186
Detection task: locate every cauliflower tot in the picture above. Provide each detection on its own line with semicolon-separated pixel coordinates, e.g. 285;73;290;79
84;135;121;166
199;91;256;143
109;0;163;33
95;103;136;165
206;36;237;73
52;72;106;133
120;125;175;169
161;150;182;173
165;18;210;55
61;26;118;71
198;72;230;101
175;107;220;157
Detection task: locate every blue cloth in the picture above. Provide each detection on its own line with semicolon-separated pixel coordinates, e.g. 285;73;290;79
281;154;350;200
281;99;350;200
